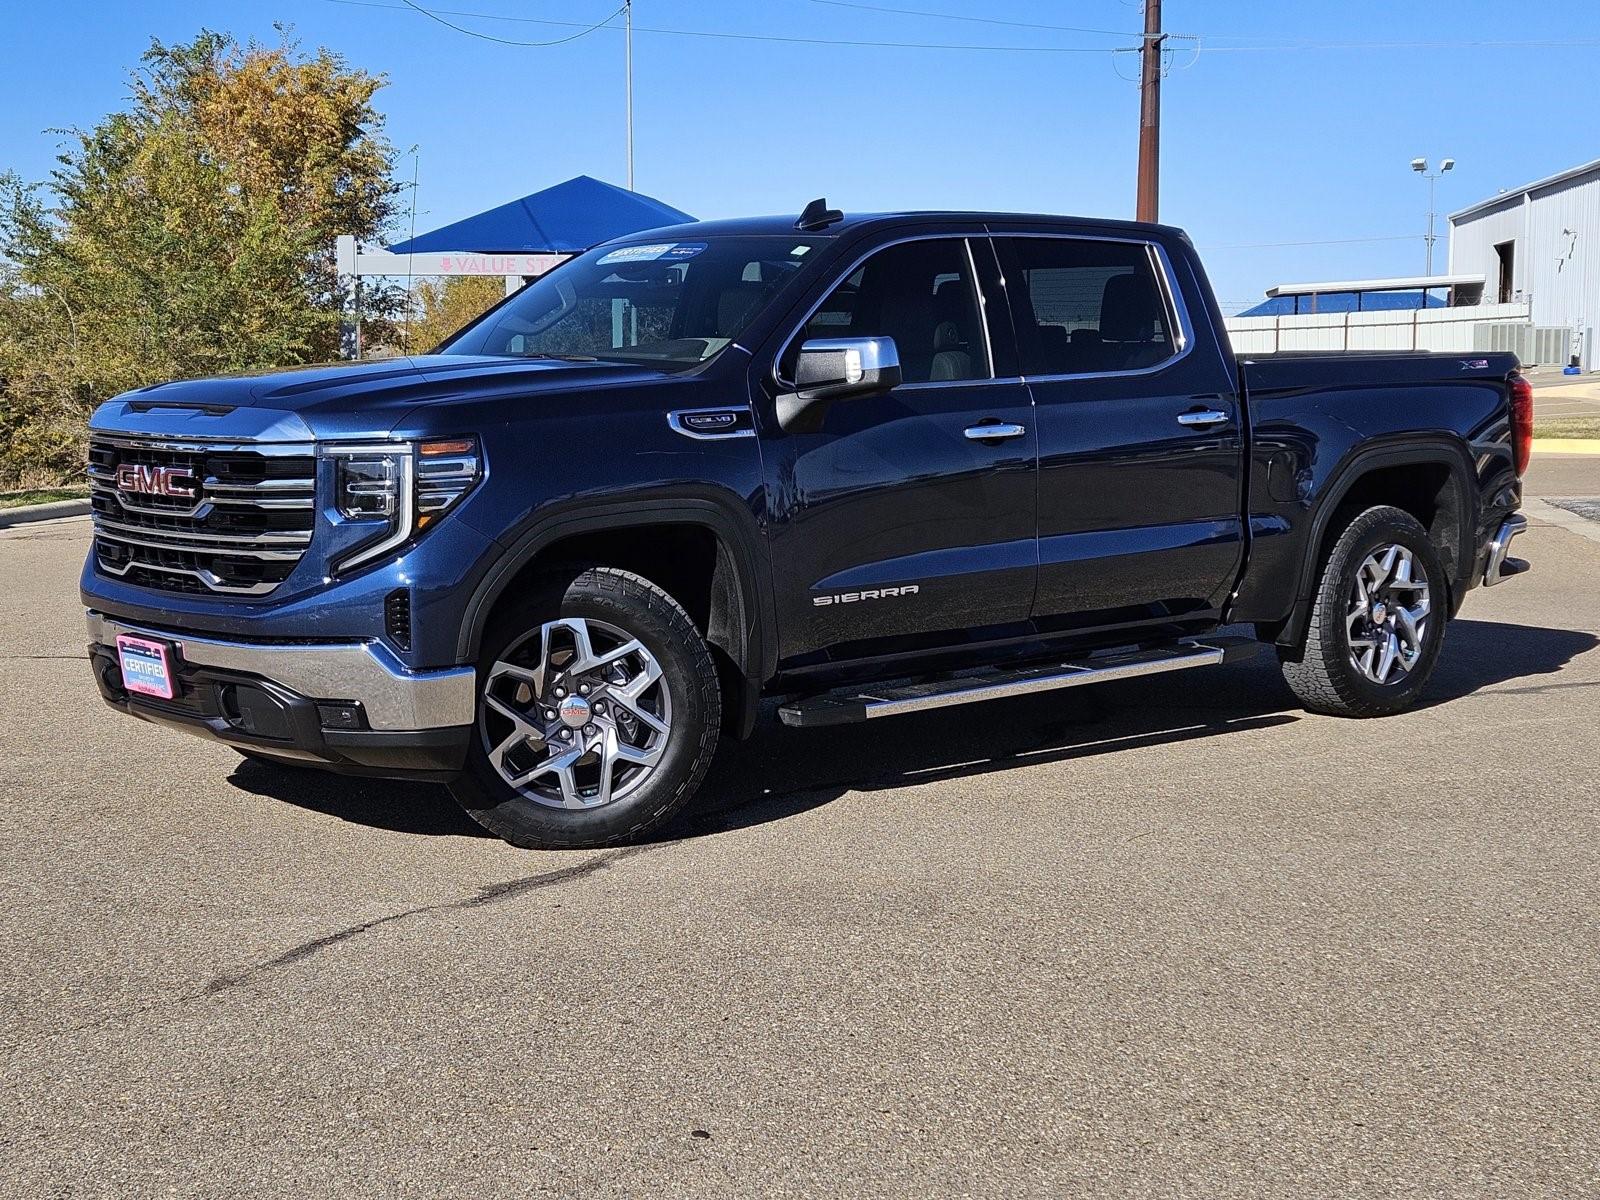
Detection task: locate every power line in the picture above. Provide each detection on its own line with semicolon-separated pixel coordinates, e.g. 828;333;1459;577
1201;37;1600;51
323;1;1600;56
392;0;625;47
802;0;1600;52
804;0;1135;38
323;0;1137;52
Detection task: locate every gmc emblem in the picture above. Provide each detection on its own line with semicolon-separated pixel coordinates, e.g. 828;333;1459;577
115;463;196;499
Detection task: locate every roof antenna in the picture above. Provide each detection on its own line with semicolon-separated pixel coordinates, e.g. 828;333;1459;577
796;197;843;232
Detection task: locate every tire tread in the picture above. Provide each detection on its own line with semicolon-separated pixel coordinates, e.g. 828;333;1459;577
1280;505;1444;719
450;565;721;849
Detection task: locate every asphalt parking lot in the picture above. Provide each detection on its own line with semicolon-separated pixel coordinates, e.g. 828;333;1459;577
4;468;1599;1198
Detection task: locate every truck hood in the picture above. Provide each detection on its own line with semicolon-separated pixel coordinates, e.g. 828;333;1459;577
90;354;685;442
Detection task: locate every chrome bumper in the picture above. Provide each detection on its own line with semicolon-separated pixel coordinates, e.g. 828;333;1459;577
1482;513;1529;587
84;611;475;730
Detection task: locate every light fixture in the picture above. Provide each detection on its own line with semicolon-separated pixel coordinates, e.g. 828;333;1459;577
328;437;482;573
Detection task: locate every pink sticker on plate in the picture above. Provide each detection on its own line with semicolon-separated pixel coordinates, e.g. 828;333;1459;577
116;634;176;700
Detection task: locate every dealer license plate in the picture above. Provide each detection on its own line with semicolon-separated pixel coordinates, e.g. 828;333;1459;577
116;634;176;700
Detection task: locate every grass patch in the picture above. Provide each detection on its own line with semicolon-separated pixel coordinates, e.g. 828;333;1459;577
1533;416;1600;440
0;484;90;509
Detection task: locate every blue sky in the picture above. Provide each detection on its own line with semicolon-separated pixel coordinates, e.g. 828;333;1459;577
4;0;1597;311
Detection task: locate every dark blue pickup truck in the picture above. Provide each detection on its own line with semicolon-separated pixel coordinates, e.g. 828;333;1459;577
82;203;1533;848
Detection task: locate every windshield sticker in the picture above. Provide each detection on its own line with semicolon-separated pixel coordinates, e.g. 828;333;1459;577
791;244;812;256
599;242;708;265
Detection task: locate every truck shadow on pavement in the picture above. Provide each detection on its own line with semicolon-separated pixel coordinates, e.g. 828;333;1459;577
226;618;1596;842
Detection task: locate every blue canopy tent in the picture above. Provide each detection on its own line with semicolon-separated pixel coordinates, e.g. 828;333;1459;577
386;175;693;255
338;176;695;357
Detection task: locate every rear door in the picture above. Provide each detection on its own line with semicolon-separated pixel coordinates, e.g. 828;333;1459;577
757;234;1038;667
992;232;1245;636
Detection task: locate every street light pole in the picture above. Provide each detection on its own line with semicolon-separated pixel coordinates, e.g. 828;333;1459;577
625;0;634;190
1412;156;1455;276
1426;172;1437;276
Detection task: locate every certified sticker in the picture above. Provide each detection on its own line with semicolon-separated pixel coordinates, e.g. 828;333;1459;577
598;242;707;265
115;634;176;700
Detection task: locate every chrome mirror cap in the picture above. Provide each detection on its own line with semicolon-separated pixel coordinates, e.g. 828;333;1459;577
780;336;903;434
795;336;900;388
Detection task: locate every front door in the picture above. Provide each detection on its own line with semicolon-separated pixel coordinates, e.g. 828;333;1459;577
759;235;1037;668
992;233;1245;638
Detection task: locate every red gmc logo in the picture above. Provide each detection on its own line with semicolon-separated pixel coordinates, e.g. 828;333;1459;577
115;463;196;499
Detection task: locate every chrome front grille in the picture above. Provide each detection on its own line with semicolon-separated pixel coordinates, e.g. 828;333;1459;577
88;434;316;595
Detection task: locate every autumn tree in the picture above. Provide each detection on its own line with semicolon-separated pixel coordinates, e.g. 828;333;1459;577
0;28;402;485
402;275;507;353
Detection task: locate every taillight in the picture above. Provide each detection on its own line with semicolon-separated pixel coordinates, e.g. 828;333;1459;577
1509;372;1534;476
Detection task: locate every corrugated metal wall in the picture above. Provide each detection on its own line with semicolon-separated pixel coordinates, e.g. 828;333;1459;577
1449;166;1599;367
1471;323;1575;365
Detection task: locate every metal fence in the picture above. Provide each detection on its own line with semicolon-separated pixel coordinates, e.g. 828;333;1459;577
1225;301;1535;355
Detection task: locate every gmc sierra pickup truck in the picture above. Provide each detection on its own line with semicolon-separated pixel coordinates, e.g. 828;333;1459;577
82;202;1533;848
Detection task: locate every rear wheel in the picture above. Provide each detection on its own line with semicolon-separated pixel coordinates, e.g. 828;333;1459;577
447;566;721;849
1279;505;1446;717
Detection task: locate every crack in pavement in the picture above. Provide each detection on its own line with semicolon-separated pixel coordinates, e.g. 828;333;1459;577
201;844;656;995
0;844;659;1053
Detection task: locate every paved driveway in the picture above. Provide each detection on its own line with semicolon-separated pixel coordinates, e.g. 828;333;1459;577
2;504;1597;1197
1531;372;1600;420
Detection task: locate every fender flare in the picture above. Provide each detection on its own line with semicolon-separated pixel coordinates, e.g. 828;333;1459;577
456;492;776;737
1282;435;1479;645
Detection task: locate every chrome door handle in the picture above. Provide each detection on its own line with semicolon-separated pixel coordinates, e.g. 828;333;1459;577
963;422;1027;441
1176;409;1230;427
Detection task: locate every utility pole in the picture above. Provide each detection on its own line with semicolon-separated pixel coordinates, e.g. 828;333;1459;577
625;0;634;190
1135;0;1164;223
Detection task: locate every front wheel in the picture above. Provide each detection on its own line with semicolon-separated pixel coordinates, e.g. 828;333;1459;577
1279;505;1446;718
447;567;722;849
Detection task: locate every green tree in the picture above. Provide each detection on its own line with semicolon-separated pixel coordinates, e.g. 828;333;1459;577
0;28;402;486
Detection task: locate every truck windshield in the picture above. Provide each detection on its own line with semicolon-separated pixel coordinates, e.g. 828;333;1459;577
437;236;824;366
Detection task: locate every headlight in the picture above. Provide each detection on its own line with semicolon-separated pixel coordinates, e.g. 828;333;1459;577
336;453;402;519
329;437;481;572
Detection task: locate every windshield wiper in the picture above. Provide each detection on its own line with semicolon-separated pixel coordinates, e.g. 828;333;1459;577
515;352;601;363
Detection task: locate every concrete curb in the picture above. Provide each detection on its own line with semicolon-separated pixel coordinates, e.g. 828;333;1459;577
1531;439;1600;457
0;498;91;529
1525;498;1600;548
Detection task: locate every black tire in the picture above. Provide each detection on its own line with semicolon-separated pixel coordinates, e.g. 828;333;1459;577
1279;505;1447;718
447;566;721;849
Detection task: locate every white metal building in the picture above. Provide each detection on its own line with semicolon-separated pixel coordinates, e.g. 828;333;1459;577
1448;158;1600;369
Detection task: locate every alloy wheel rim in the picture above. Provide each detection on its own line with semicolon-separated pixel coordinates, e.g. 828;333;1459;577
1347;543;1430;685
479;617;672;810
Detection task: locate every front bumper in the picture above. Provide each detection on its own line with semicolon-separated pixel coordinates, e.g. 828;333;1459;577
86;611;475;779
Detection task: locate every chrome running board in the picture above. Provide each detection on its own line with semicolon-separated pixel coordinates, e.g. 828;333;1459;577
778;637;1259;728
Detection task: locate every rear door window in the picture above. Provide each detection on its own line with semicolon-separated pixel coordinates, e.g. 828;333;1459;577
1001;238;1178;376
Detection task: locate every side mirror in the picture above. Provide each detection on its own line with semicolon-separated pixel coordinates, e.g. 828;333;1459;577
777;337;901;433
